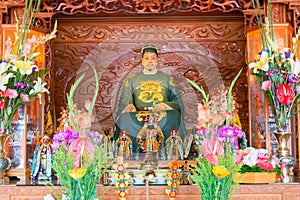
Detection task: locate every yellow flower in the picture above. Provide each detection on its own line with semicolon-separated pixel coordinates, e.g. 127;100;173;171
212;165;230;179
12;60;36;75
68;168;87;180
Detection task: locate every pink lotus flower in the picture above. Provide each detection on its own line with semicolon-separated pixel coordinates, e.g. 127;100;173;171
68;137;95;169
5;89;18;98
205;153;218;166
201;136;224;165
235;150;244;164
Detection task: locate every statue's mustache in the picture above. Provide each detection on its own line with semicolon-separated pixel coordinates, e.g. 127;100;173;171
146;64;155;68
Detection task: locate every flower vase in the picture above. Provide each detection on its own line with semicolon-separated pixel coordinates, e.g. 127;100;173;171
0;133;11;185
274;131;295;183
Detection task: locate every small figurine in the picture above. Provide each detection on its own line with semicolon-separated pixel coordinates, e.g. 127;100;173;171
115;129;133;159
183;132;194;159
136;110;166;160
103;128;114;158
31;134;53;182
165;128;184;160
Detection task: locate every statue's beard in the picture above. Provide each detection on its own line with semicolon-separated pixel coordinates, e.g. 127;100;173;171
147;64;155;71
143;64;158;74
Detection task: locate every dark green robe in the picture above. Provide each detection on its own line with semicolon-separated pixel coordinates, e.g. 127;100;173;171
115;71;186;156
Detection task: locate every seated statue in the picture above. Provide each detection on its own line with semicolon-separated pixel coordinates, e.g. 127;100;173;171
114;44;186;159
31;134;53;182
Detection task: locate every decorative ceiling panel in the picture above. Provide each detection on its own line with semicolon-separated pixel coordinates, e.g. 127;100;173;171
41;0;250;15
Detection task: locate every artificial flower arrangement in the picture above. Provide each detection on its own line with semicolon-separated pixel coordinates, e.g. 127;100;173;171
238;147;281;175
249;0;300;132
111;156;130;200
187;69;245;200
51;69;111;200
0;0;57;133
165;159;180;200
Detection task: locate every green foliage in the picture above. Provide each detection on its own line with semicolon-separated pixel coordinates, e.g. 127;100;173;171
185;78;210;106
191;146;242;200
239;164;282;176
52;146;110;200
66;73;85;133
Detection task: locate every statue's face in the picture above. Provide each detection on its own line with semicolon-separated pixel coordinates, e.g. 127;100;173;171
43;136;50;145
142;52;158;73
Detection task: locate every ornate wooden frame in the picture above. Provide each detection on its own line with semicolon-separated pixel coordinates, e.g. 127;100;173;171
0;0;299;161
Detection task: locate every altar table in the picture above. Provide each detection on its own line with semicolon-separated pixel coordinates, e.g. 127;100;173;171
0;184;300;200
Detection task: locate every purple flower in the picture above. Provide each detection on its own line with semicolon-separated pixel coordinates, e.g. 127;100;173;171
15;82;29;88
52;129;79;150
288;78;297;84
195;129;208;138
258;50;269;55
218;126;244;142
282;71;290;76
85;131;103;145
284;52;291;58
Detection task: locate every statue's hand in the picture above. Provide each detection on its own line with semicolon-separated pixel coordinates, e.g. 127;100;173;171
153;103;172;111
122;104;137;113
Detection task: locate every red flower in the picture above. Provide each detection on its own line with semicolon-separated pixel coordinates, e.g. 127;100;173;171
171;162;179;171
118;173;125;180
0;100;6;109
276;83;295;105
118;181;127;188
169;191;178;198
0;91;7;109
119;190;127;198
170;182;178;188
257;160;274;171
171;173;179;180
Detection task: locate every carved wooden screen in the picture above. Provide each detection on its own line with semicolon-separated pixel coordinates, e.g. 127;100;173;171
51;17;248;134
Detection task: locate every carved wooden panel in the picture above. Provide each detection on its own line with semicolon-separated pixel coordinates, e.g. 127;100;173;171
1;184;300;200
52;17;249;134
41;0;250;15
